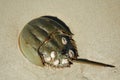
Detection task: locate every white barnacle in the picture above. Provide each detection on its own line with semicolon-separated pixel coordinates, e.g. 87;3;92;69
44;57;51;62
68;49;74;58
50;51;56;59
61;59;69;64
62;37;67;45
53;59;59;66
43;52;51;62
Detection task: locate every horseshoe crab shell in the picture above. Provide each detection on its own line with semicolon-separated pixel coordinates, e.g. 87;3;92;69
18;16;115;68
19;16;78;67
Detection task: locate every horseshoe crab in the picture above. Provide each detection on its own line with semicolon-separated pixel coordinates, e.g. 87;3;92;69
18;16;115;68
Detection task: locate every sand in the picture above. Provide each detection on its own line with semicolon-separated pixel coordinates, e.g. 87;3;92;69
0;0;120;80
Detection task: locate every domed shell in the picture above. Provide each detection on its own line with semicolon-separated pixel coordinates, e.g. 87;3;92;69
18;16;78;67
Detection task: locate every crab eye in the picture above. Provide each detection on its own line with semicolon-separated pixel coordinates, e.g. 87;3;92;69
68;50;74;58
62;37;67;45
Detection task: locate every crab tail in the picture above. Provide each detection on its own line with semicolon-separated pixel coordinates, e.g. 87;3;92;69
72;58;115;68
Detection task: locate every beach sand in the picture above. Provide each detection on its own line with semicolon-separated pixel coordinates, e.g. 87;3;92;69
0;0;120;80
